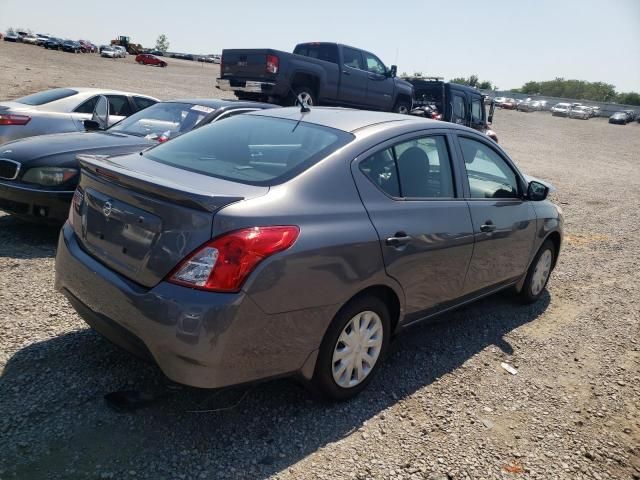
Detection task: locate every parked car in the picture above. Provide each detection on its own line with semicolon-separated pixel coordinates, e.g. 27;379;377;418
500;98;517;110
0;98;276;223
54;106;563;400
218;42;413;113
493;97;507;107
551;103;571;117
517;100;543;112
147;50;165;56
22;34;39;45
35;34;50;46
62;40;82;53
590;106;601;117
112;45;127;58
609;112;629;124
623;110;636;122
4;32;20;42
100;46;118;58
569;105;591;120
135;54;167;67
78;40;95;53
407;79;498;142
0;87;158;144
44;37;63;50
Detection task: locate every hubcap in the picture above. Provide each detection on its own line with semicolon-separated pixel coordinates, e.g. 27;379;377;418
397;105;409;114
332;311;383;388
531;249;552;296
296;92;313;106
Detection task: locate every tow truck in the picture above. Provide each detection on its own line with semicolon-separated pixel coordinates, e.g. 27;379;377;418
405;77;498;142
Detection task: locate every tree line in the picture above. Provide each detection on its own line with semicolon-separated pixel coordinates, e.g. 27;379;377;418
446;75;640;106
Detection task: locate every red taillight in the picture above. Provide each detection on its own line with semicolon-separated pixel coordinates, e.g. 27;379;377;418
266;54;279;74
168;226;299;292
0;114;31;126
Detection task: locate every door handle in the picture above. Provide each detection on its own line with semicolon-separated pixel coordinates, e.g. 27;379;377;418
385;232;412;247
342;70;351;75
480;221;496;233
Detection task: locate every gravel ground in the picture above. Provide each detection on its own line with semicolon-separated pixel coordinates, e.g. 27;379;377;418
0;41;639;480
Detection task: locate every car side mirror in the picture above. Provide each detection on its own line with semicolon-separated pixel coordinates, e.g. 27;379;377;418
527;181;549;201
91;95;110;130
83;119;101;131
388;65;397;78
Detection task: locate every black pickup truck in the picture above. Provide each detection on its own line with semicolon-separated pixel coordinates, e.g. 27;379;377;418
217;42;413;113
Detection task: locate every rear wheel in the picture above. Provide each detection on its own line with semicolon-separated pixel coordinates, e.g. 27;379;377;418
393;99;411;114
519;240;555;304
290;86;316;107
312;295;390;401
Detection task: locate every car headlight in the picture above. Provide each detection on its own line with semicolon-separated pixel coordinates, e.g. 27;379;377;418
22;167;78;186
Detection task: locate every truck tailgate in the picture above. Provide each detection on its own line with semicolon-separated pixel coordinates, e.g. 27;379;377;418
221;48;282;80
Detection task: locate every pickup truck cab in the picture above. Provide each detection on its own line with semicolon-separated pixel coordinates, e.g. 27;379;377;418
407;78;498;142
217;42;413;113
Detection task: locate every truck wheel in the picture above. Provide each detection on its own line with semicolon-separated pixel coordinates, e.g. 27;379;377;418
393;100;411;114
291;86;316;107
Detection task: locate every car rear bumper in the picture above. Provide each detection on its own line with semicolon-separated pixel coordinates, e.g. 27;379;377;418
0;180;73;223
217;78;277;95
55;224;329;388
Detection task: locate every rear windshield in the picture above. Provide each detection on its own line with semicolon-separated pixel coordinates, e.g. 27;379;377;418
110;102;214;138
294;43;339;64
144;114;353;186
15;88;78;106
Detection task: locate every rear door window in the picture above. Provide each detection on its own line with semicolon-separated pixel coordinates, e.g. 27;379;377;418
342;47;364;70
144;114;354;186
360;135;455;198
74;96;99;114
133;96;157;111
107;96;133;117
16;88;78;106
294;44;339;64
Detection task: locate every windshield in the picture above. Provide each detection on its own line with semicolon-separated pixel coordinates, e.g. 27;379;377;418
144;114;354;186
15;88;78;105
110;102;214;138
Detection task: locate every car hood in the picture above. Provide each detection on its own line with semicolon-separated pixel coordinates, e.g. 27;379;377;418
0;131;154;167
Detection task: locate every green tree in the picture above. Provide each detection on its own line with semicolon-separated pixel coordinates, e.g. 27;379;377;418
450;77;469;85
155;34;170;53
478;80;493;90
617;92;640;106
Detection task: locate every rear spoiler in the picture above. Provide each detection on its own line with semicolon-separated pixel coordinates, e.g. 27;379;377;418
77;154;244;213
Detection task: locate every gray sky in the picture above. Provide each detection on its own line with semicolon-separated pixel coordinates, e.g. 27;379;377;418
2;0;639;92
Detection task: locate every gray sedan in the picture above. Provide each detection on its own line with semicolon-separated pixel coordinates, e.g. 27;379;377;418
0;88;158;144
54;107;563;400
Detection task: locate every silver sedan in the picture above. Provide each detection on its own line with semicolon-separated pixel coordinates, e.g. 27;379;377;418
0;87;158;144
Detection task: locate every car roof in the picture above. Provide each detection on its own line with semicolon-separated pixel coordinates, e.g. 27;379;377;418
250;107;436;133
164;99;276;109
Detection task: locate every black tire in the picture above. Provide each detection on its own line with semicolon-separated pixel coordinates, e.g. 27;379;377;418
393;99;411;114
519;240;555;304
311;295;391;401
290;86;317;107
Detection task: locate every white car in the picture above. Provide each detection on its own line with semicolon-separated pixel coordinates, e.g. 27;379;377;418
113;46;127;58
22;34;39;45
100;46;118;58
0;87;159;144
551;103;572;117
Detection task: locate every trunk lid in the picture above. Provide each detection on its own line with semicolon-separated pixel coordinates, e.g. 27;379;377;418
221;48;282;80
72;153;269;288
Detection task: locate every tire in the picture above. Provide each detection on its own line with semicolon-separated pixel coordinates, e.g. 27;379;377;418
519;240;555;304
290;86;316;107
393;99;411;115
311;295;391;401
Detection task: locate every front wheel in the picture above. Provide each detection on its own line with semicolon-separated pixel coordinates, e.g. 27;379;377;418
519;240;555;304
311;295;390;401
393;99;411;115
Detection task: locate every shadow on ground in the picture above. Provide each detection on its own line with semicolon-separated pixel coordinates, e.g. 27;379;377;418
0;215;60;259
0;291;550;479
